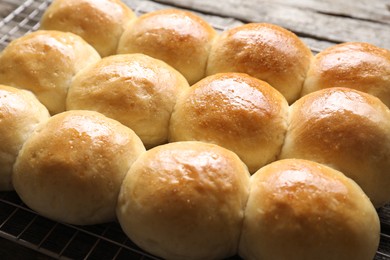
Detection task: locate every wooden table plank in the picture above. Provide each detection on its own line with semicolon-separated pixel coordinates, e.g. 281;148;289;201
152;0;390;50
270;0;390;24
123;0;332;52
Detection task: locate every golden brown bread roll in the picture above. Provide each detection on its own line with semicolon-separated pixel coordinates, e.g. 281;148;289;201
239;159;380;260
66;53;190;149
169;73;289;173
117;9;217;85
13;110;145;225
301;42;390;107
116;141;250;260
0;30;100;114
40;0;136;57
279;87;390;207
206;23;313;103
0;85;50;191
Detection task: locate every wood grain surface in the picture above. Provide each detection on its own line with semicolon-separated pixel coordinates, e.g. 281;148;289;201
144;0;390;51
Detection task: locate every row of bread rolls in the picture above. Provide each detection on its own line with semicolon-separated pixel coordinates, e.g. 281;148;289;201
39;0;390;207
39;0;390;106
0;0;388;259
2;68;387;259
39;0;217;85
0;91;378;259
0;76;385;259
169;72;390;209
60;49;390;209
0;29;190;148
0;23;389;207
0;65;385;260
3;62;390;207
116;144;380;260
1;0;389;115
39;0;312;101
8;110;380;260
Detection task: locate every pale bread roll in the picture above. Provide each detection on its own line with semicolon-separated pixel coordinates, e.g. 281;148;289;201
0;85;50;191
0;30;100;114
169;73;289;173
13;110;145;225
40;0;136;57
206;23;313;103
117;9;217;85
239;159;380;260
279;87;390;207
117;141;250;260
301;42;390;107
66;53;190;149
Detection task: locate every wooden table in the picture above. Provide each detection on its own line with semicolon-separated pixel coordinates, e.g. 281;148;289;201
128;0;390;52
0;0;390;259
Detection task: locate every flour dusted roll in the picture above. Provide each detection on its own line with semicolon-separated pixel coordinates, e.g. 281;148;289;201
117;141;250;260
169;73;289;173
239;159;380;260
279;87;390;207
0;85;50;191
0;30;100;114
13;110;145;225
117;9;217;84
40;0;136;57
66;53;189;149
206;23;313;103
301;42;390;107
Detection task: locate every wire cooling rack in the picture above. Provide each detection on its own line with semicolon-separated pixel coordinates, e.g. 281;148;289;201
0;191;160;260
1;0;390;259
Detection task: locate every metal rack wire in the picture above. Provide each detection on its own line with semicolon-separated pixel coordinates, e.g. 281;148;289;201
0;191;160;260
0;0;48;49
0;0;390;259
